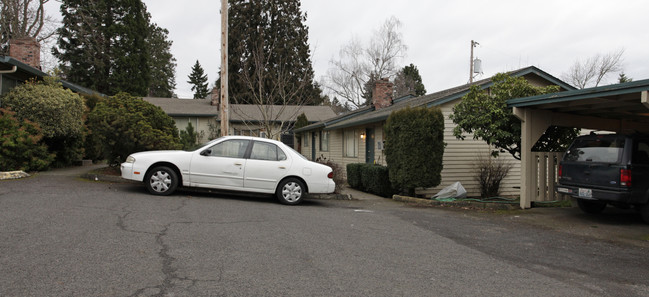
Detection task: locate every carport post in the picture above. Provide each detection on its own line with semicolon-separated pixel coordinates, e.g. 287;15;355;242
514;107;551;209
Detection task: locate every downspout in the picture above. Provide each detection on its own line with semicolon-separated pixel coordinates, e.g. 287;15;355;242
0;66;17;107
0;66;17;74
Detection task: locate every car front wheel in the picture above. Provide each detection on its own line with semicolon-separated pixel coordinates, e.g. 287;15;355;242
577;199;607;214
276;178;305;205
145;166;178;196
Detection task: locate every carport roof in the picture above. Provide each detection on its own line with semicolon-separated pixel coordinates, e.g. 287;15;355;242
507;78;649;124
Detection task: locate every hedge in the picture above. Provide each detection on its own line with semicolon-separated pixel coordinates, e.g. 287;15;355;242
347;163;396;198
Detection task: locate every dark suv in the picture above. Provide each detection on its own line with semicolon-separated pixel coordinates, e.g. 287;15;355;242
557;133;649;223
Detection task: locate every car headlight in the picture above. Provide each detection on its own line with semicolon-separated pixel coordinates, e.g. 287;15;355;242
125;156;136;163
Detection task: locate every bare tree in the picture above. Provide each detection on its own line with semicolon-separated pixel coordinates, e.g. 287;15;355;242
325;16;407;109
0;0;58;69
562;49;625;89
232;40;313;140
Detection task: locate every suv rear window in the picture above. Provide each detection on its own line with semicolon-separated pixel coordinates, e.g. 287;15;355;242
564;137;624;163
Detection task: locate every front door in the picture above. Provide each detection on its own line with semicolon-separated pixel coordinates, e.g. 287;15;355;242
365;128;375;164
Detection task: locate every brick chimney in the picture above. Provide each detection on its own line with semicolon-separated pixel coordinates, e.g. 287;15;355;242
372;78;393;109
210;87;220;108
9;38;41;70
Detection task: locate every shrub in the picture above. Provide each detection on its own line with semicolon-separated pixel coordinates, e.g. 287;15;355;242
361;164;395;198
315;155;344;193
86;92;181;166
346;163;363;189
179;122;204;150
2;78;85;167
384;106;445;196
0;108;54;171
347;163;396;198
475;154;512;198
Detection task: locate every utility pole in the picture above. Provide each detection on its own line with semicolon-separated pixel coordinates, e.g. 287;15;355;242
469;40;479;83
220;0;229;136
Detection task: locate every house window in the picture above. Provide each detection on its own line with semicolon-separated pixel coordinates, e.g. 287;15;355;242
343;129;357;157
320;131;329;152
303;133;309;147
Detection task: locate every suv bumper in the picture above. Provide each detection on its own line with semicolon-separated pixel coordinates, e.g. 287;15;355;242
556;184;632;203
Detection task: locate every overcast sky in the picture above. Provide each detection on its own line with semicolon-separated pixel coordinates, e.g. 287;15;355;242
46;0;649;99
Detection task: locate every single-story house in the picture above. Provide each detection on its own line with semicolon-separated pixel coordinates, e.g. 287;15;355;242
144;90;337;146
0;38;99;101
294;66;576;197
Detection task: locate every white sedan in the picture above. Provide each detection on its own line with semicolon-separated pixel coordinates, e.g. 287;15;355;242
121;136;335;205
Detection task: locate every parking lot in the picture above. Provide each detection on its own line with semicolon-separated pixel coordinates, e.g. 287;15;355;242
1;166;648;296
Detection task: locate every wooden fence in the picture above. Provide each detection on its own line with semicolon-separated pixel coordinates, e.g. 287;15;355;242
531;152;566;201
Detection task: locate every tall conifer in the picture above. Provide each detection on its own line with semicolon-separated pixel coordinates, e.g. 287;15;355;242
54;0;175;97
187;60;209;99
221;0;322;105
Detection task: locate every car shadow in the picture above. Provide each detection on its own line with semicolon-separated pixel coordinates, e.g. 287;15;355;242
575;207;645;225
119;183;322;206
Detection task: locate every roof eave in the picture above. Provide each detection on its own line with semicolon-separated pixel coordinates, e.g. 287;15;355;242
507;79;649;107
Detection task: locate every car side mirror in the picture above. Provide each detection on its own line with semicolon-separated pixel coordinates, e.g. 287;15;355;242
200;149;211;156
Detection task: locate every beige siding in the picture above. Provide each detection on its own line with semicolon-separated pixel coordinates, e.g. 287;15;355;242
174;116;218;144
298;102;522;198
417;102;521;198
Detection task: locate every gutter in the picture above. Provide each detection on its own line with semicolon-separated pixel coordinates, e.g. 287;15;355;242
0;66;17;74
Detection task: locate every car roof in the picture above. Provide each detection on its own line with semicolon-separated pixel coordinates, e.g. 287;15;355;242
219;135;285;145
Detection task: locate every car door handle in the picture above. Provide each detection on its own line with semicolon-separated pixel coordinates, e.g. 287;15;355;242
279;166;286;169
234;163;243;166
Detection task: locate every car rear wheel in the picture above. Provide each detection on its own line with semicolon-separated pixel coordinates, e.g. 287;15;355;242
145;166;178;196
276;178;305;205
577;199;607;214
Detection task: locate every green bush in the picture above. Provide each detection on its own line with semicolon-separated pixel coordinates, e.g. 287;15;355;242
86;92;181;166
0;108;54;171
361;164;395;198
384;106;445;196
179;122;204;150
2;78;85;167
346;163;363;189
347;163;395;198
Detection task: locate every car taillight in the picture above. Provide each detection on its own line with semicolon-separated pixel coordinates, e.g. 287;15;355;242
620;169;631;186
558;165;563;178
327;172;334;179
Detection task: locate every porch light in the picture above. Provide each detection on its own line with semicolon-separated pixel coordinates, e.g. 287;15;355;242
360;132;366;139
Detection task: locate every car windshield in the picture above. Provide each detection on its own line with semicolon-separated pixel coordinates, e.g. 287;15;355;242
564;137;624;163
189;137;224;152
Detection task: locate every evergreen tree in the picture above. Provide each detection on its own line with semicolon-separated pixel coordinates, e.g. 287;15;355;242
394;63;426;97
54;0;173;97
147;23;176;97
618;72;633;83
188;60;209;99
221;0;323;105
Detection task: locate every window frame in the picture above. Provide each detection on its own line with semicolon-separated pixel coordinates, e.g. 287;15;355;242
320;130;330;152
343;129;358;157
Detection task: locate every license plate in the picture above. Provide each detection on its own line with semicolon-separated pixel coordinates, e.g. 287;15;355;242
578;188;592;198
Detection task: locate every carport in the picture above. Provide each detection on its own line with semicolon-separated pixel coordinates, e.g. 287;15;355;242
507;79;649;208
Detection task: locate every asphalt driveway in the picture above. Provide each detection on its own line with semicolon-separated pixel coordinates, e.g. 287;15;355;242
1;165;648;296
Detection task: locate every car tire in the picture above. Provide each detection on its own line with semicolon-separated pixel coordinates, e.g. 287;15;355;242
276;178;305;205
144;166;178;196
577;199;607;214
